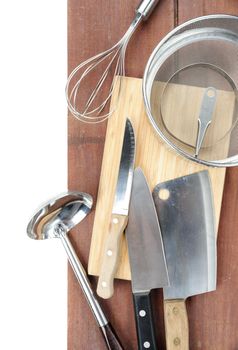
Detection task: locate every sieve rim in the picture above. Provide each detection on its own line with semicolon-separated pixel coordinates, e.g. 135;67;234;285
143;14;238;167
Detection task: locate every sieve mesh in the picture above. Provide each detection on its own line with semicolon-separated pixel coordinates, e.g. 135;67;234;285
144;15;238;166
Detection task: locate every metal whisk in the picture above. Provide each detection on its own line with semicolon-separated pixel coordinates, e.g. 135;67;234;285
66;0;160;123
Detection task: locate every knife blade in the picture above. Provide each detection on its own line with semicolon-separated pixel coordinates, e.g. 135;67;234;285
153;171;216;350
126;167;169;350
97;118;135;299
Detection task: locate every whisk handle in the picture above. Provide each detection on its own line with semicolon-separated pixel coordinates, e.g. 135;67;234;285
136;0;160;20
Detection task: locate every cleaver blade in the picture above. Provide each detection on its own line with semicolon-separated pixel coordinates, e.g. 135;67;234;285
153;170;216;350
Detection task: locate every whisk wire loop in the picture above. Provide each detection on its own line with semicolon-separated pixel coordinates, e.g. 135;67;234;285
66;12;143;123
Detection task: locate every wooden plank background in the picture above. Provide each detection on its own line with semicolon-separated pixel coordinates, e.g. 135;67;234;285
68;1;238;349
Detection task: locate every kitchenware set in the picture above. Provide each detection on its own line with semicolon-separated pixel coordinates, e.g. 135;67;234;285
27;2;238;349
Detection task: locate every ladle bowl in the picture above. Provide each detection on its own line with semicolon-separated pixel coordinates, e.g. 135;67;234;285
27;191;92;240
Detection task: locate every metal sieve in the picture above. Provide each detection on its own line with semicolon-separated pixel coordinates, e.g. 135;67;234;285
143;15;238;167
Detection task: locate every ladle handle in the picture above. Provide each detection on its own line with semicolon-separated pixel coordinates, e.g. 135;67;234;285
59;233;124;350
101;323;124;350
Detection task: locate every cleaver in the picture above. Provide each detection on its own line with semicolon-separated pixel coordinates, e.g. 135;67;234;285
153;171;216;350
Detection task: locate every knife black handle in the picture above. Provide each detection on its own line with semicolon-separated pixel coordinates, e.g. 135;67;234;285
100;323;124;350
133;291;157;350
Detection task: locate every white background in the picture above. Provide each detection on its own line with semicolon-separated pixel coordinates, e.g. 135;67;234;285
0;1;67;349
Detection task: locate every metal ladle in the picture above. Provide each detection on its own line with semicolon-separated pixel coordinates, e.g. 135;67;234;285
27;191;123;350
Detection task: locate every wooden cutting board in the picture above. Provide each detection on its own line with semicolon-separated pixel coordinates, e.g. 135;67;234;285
68;1;238;349
88;76;230;279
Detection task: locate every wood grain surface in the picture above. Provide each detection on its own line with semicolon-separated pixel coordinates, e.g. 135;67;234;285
88;77;227;280
68;1;238;349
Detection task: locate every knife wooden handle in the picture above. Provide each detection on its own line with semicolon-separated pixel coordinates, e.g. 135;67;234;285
133;291;157;350
164;300;189;350
97;214;128;299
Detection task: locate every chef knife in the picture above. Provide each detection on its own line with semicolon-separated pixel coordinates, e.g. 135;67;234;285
153;171;216;350
97;118;135;299
126;167;169;350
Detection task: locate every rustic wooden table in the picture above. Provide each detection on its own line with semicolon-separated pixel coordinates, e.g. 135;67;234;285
68;1;238;349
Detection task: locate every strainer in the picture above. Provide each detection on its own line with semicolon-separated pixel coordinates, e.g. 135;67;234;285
143;14;238;167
